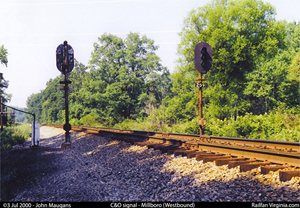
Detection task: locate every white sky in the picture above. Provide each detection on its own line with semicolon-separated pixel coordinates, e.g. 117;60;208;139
0;0;300;108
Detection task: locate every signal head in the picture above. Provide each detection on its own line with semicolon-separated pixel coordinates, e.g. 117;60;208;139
194;42;212;74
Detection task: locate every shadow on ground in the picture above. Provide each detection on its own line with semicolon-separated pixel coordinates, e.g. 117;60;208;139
1;133;65;201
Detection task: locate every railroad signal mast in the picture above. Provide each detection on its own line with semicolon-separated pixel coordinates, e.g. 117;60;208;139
194;42;212;135
56;40;74;149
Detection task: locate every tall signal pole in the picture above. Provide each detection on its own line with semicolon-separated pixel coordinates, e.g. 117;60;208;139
56;40;74;149
194;42;212;135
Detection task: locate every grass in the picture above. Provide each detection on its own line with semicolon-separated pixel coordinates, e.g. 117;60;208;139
0;124;31;151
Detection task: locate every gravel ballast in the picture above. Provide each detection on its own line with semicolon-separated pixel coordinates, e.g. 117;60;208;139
1;126;300;202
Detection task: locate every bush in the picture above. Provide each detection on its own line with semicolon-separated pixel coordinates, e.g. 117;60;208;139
69;118;82;126
206;110;300;142
80;113;102;127
114;119;170;132
1;124;31;151
170;118;199;134
113;109;299;142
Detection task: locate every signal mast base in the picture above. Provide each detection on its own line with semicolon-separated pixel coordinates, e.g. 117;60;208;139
61;142;73;150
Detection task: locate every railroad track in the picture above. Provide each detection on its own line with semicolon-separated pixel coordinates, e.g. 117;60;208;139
42;124;300;182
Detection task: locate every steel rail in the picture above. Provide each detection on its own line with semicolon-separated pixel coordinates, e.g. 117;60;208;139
43;124;300;167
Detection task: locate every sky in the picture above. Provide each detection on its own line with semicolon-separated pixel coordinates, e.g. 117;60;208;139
1;0;300;108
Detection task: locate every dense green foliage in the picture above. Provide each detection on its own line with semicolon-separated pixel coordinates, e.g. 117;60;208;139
206;108;300;142
25;0;299;142
0;45;8;67
14;108;26;123
26;33;171;126
170;0;298;121
0;45;11;103
114;107;300;142
157;0;299;141
0;124;31;151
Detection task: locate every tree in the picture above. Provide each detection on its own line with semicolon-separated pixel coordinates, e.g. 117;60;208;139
0;45;8;67
89;32;169;125
245;52;289;113
288;52;300;83
26;33;170;126
40;76;65;124
0;45;11;102
171;0;286;120
287;52;300;106
68;59;87;121
25;74;65;123
26;92;43;122
245;22;300;113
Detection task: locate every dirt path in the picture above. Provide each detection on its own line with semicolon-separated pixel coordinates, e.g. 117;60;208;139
39;126;66;140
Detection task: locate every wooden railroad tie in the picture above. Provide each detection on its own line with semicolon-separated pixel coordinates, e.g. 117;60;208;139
186;151;207;159
279;171;300;182
134;141;150;147
215;157;245;166
228;159;257;169
240;161;271;172
173;149;196;157
261;165;289;174
85;129;100;134
196;153;222;161
155;145;180;154
203;155;232;163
